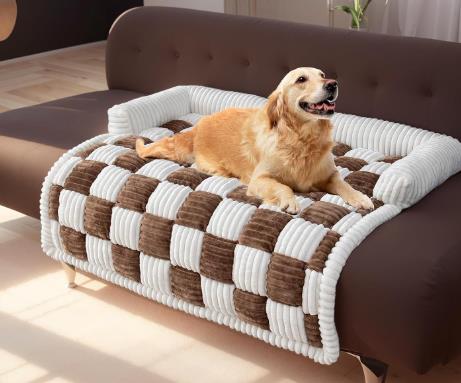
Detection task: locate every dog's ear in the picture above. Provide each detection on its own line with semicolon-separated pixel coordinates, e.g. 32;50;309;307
266;90;283;128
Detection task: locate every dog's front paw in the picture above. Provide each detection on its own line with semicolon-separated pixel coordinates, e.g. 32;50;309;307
278;193;300;214
347;191;374;210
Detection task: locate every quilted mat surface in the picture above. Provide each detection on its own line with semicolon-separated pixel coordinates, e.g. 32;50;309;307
41;86;461;364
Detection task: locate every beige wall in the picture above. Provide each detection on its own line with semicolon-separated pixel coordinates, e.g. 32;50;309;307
143;0;224;12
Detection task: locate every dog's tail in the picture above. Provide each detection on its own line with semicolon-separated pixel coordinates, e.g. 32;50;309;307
136;128;196;164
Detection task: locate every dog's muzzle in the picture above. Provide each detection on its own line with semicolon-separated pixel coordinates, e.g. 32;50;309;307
299;80;338;116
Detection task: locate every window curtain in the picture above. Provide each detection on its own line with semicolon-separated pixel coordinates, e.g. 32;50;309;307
380;0;461;42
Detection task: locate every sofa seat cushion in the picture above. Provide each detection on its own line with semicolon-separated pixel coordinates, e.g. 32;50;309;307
0;90;144;149
0;90;144;217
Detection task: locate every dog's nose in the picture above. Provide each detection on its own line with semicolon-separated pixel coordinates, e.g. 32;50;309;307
325;80;338;93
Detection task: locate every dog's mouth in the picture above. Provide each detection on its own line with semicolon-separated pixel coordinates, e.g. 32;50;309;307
299;97;336;115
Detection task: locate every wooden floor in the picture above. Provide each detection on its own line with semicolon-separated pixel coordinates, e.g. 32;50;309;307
0;42;106;112
1;43;461;383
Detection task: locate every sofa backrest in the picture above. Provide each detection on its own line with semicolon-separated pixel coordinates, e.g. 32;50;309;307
106;6;461;140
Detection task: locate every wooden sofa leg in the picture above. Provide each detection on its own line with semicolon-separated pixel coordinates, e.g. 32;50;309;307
60;261;77;288
356;355;388;383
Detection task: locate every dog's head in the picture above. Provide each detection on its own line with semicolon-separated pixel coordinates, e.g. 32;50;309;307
266;67;338;127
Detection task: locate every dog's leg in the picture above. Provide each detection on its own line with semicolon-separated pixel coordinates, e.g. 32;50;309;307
248;171;299;214
136;129;195;163
323;172;374;210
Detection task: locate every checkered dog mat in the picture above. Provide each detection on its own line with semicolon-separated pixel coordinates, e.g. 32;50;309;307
41;86;461;365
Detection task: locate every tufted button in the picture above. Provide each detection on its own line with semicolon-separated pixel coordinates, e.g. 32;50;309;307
369;79;378;88
135;47;142;54
423;87;433;97
173;50;180;59
242;58;250;67
207;53;213;61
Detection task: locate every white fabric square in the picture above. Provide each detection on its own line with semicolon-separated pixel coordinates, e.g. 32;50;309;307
86;144;131;165
206;198;257;241
232;245;271;296
331;212;362;235
344;148;384;163
103;134;129;144
170;224;204;272
109;206;143;250
136;159;182;181
361;161;391;175
140;253;171;295
58;190;87;233
50;220;63;251
266;299;307;342
196;175;241;198
320;194;353;210
139;127;174;141
145;181;192;219
52;156;81;186
89;165;132;202
86;235;113;270
336;166;352;179
302;269;322;315
274;218;327;262
201;277;236;316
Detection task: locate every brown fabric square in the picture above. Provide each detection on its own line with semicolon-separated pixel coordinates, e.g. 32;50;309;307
171;266;204;306
113;135;152;150
227;185;262;206
161;119;193;133
332;143;352;156
84;196;114;240
64;160;107;195
166;168;210;189
60;226;87;260
334;156;367;171
382;155;402;164
239;209;291;252
200;233;236;283
175;191;222;231
139;214;173;260
296;191;326;201
75;143;106;159
112;244;140;282
116;174;159;213
48;184;63;220
113;150;149;172
266;254;305;307
300;201;350;228
304;314;322;348
307;230;341;272
345;171;380;197
234;289;269;330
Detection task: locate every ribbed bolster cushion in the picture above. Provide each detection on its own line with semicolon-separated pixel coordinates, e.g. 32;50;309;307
374;135;461;208
108;86;190;135
188;86;266;115
107;85;266;135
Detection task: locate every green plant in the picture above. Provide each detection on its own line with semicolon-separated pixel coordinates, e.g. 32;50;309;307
336;0;373;29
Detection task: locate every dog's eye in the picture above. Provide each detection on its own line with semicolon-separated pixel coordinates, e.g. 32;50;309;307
320;73;325;78
296;76;307;83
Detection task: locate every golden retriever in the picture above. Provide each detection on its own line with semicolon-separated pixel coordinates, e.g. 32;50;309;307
136;67;374;213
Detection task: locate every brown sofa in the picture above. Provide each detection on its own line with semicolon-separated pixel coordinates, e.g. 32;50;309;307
1;6;460;379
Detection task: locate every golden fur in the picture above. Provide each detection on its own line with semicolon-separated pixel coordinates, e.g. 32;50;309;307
136;67;374;213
